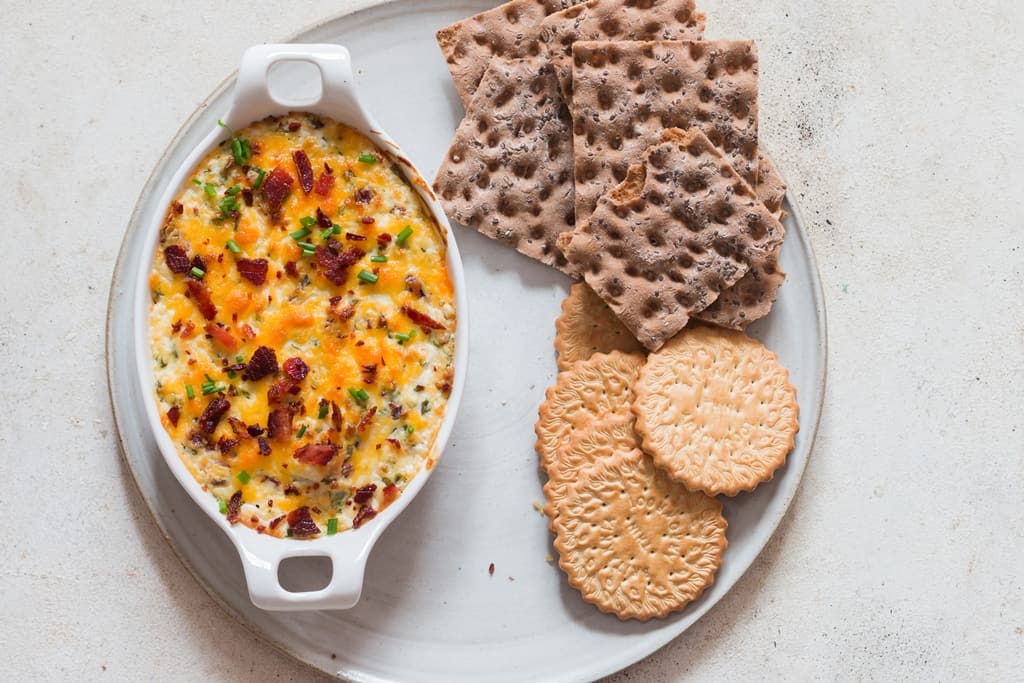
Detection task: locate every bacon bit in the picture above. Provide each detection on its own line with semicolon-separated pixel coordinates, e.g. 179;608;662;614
282;357;309;382
439;381;452;395
284;484;300;496
294;443;339;466
345;232;367;241
164;245;191;274
353;484;377;505
217;437;240;454
355;188;374;204
172;201;184;215
404;275;424;298
361;216;375;225
226;490;242;523
489;563;495;576
224;363;247;373
257;437;271;456
247;424;265;437
331;401;343;431
377;232;392;250
381;483;400;507
170;320;182;334
414;385;425;392
386;438;402;451
287;507;320;537
188;430;211;449
315;207;333;229
241;188;254;206
237;258;269;285
352;505;377;529
204;322;239;351
284;261;299;278
227;417;249;438
239;323;256;341
267;378;296;404
180;320;196;339
242;346;278;381
315;241;364;285
314;169;335;196
261;166;294;214
401;304;445;330
189;255;207;277
166;406;181;426
293;150;314;194
357;405;377;433
269;515;285;530
310;117;324;129
185;279;217;320
197;398;230;434
267;406;294;441
288;120;301;131
389;403;404;419
361;364;378;385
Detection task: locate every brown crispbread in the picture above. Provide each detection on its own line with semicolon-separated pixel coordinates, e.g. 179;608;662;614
433;57;578;275
570;40;760;225
694;251;786;329
756;153;787;218
562;128;785;351
552;447;727;620
554;282;645;370
632;325;799;495
539;0;705;102
436;0;587;108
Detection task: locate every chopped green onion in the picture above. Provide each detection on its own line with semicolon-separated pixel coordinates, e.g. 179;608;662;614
227;371;236;379
421;400;431;415
226;239;241;254
301;248;316;257
348;387;370;405
202;383;225;396
252;167;267;190
203;183;217;198
237;470;251;485
320;224;341;240
405;424;415;434
296;241;316;251
358;153;377;164
218;119;228;129
326;518;339;535
394;330;416;344
318;402;329;419
185;384;195;400
290;227;312;241
230;137;252;165
192;178;202;186
235;354;245;363
296;425;307;438
190;266;205;279
396;226;413;245
218;498;227;514
370;255;388;263
225;185;241;196
357;269;379;284
300;216;318;228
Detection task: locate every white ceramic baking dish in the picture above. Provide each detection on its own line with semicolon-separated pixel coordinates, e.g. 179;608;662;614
133;44;468;611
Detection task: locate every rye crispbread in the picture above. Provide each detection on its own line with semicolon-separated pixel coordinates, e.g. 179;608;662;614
554;282;645;370
570;40;760;224
436;0;586;108
539;0;705;102
632;325;799;495
756;153;787;218
562;128;785;351
552;447;727;620
535;351;644;473
433;56;578;275
694;250;786;329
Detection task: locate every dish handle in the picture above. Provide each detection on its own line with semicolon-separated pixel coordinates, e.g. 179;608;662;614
228;43;380;134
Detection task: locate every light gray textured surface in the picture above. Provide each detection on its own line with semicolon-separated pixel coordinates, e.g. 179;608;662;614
1;0;1021;681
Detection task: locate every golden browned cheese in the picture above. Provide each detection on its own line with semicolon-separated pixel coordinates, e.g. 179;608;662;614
149;113;456;538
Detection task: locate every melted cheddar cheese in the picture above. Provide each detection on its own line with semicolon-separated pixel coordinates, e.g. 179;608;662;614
149;113;456;538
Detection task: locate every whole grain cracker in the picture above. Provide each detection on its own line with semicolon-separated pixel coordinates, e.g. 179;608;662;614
436;0;586;108
563;128;785;351
433;56;578;275
542;408;637;518
756;153;787;218
694;251;786;329
552;447;727;620
554;282;644;370
570;40;759;224
539;0;705;102
535;350;644;473
632;325;799;495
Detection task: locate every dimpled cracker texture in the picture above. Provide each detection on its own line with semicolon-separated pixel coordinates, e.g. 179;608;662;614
693;248;786;329
554;282;645;370
433;56;578;275
436;0;587;108
563;128;784;351
571;40;759;224
539;0;705;102
632;325;799;496
756;153;787;218
542;408;638;519
552;448;727;620
534;351;644;473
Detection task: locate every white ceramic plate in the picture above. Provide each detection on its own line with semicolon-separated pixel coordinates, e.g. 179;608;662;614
107;1;827;681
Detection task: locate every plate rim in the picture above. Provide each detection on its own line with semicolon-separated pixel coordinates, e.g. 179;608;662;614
106;1;829;680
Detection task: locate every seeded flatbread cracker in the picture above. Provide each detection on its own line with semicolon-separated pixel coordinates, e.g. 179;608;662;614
694;251;786;329
563;128;785;351
436;0;586;108
633;325;799;495
756;153;787;218
552;447;727;620
542;408;637;518
535;350;644;473
433;56;577;275
571;40;759;224
539;0;705;101
554;282;645;370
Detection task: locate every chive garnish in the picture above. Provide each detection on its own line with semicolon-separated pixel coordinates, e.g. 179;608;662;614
218;498;227;515
396;226;413;245
357;269;378;284
252;167;267;190
235;354;245;363
358;153;377;164
348;387;370;405
290;227;312;241
318;402;329;419
370;255;388;263
394;330;416;344
226;239;241;254
190;266;205;279
296;241;316;251
203;183;217;198
185;384;195;400
405;424;415;434
237;470;251;485
320;224;340;240
326;518;338;535
300;216;318;228
296;425;307;439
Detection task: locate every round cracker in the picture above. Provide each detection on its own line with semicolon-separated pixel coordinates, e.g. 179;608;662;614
534;351;644;474
554;283;644;371
633;325;799;496
552;448;727;621
542;408;638;519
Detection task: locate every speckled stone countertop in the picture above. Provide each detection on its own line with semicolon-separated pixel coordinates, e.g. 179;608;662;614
2;0;1021;680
